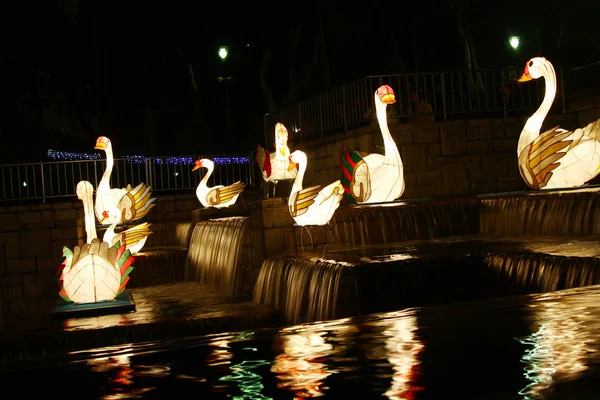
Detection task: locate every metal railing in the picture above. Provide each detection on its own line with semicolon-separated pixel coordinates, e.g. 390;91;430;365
263;67;565;146
0;153;256;202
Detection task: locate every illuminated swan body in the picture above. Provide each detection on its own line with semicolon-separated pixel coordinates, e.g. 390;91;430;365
94;136;156;225
288;150;343;226
58;181;134;304
517;57;600;189
256;122;298;183
192;158;246;208
341;85;405;203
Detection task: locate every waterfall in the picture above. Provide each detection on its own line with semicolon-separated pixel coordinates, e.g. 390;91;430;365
480;189;600;236
330;200;479;248
185;216;249;297
253;257;359;325
144;222;194;249
485;252;600;293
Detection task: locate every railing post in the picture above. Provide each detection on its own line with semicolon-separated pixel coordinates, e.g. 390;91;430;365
40;162;46;203
342;87;347;134
441;73;447;121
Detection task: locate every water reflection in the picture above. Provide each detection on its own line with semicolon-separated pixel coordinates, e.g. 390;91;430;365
84;344;161;399
272;329;334;397
517;292;600;399
380;314;425;399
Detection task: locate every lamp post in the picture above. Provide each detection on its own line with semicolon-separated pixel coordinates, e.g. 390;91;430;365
509;36;520;51
218;46;232;144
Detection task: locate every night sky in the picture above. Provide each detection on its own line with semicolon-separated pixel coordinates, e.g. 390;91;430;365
0;0;599;162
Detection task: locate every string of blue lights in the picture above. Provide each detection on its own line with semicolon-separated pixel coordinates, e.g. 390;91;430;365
46;150;250;165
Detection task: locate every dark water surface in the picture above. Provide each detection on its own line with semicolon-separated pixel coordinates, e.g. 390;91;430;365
3;284;600;399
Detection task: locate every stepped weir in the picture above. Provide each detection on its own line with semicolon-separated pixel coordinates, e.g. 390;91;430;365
153;186;600;326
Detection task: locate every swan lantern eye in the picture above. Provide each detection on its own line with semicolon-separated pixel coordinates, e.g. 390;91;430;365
529;60;534;67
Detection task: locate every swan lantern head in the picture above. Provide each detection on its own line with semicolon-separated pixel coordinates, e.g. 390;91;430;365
192;158;213;172
376;85;397;104
518;57;547;82
76;181;93;200
94;136;110;150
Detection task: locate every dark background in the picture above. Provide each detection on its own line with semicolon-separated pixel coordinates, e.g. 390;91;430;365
0;0;598;162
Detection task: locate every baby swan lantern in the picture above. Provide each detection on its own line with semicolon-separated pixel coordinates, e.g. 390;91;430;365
256;122;298;195
517;57;600;189
288;150;344;226
341;85;405;203
192;158;246;208
57;181;135;304
94;136;156;225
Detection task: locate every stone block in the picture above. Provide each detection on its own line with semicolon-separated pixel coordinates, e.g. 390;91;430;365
494;138;517;152
0;213;17;225
50;226;79;241
440;125;468;155
6;258;36;273
23;272;55;300
52;239;77;257
468;140;494;154
8;205;30;212
417;170;443;186
51;202;75;210
0;273;22;286
17;211;42;224
38;255;61;271
466;126;479;140
404;171;417;186
54;208;77;220
0;244;4;273
0;232;20;258
394;130;414;145
428;143;441;156
0;224;23;233
20;230;52;257
505;124;522;138
469;167;483;182
272;207;294;228
443;168;471;196
31;204;52;211
413;129;439;143
175;200;197;212
400;143;428;169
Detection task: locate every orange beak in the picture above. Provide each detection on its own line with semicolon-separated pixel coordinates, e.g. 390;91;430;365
94;137;107;150
380;93;396;104
192;160;203;171
287;160;297;171
518;64;532;82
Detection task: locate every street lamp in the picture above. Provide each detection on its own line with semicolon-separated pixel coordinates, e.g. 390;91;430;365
218;46;229;62
509;36;520;50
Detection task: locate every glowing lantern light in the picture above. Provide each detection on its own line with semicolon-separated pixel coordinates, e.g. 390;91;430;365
340;85;405;203
256;122;298;195
287;150;343;226
192;158;246;208
57;181;135;304
218;46;229;61
509;36;520;50
94;136;156;225
517;57;600;189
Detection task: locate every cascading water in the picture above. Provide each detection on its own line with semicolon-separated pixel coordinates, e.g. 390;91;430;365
185;216;249;297
330;200;479;248
485;252;600;293
144;222;194;249
480;188;600;236
253;257;359;325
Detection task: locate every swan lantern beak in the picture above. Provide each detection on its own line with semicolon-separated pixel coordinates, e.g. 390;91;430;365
192;160;202;171
517;72;532;83
94;142;106;150
381;94;396;104
287;160;297;171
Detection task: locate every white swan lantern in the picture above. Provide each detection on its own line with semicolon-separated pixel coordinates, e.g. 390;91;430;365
517;57;600;189
341;85;405;203
94;136;156;225
192;158;246;208
288;150;344;226
57;181;135;304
